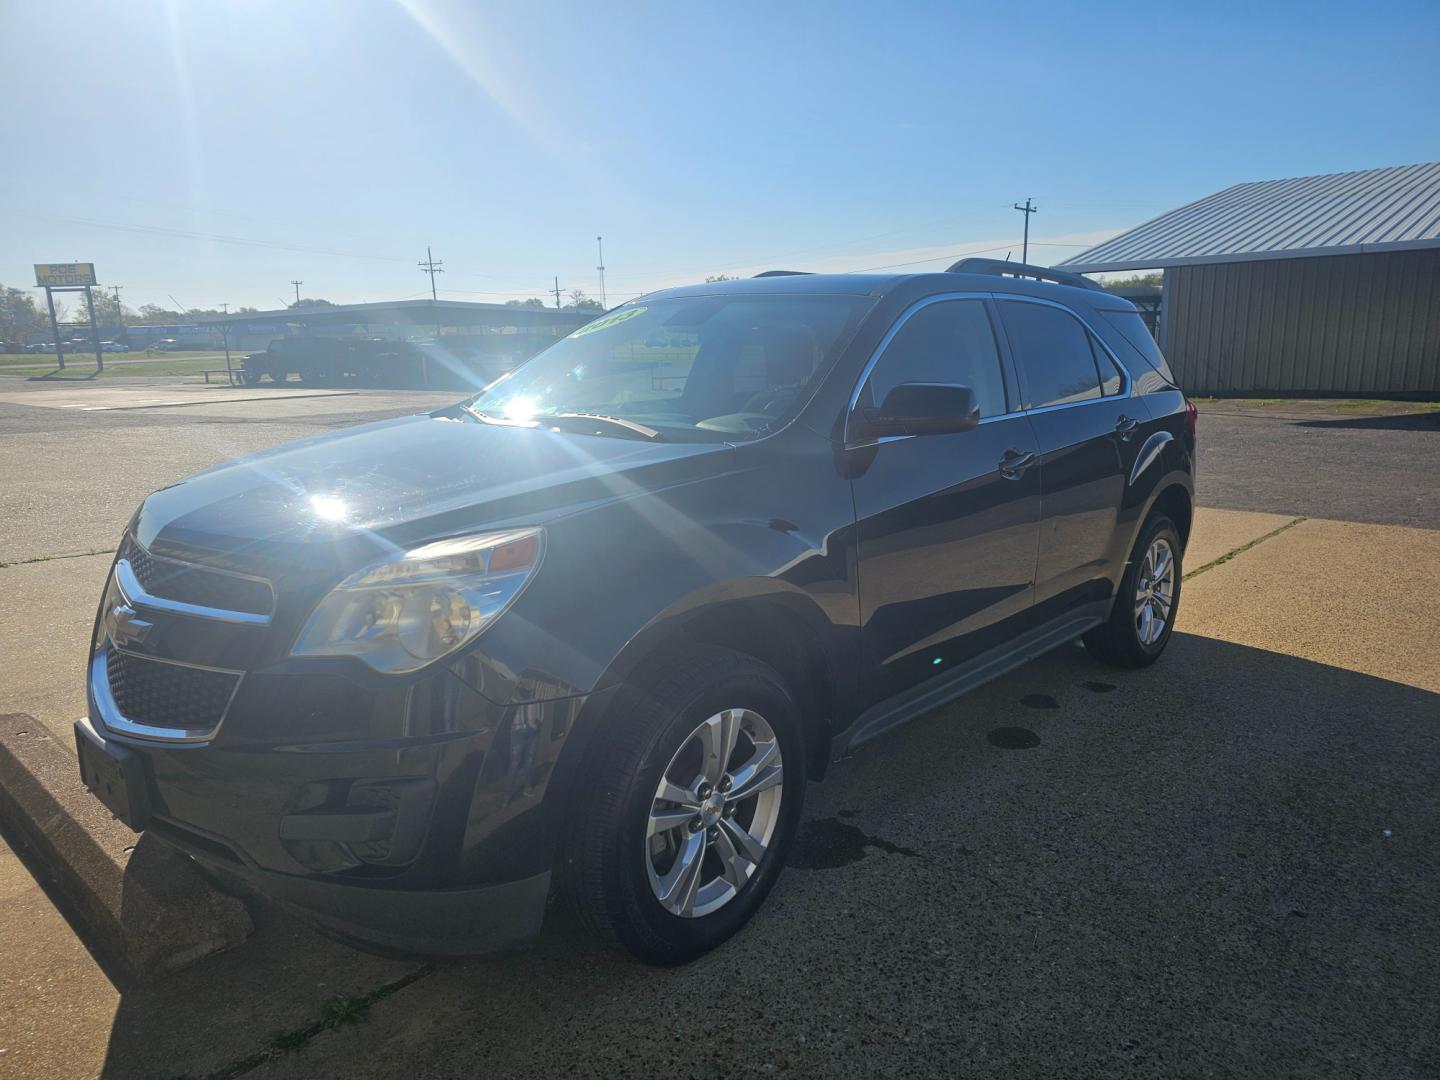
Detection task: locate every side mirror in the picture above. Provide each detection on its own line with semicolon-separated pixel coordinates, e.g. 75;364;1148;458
852;382;980;441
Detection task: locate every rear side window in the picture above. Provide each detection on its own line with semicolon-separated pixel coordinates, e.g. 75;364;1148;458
1098;309;1177;385
997;301;1101;409
863;299;1009;419
1089;334;1125;396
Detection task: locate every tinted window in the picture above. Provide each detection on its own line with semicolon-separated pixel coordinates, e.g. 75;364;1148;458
998;301;1102;408
1098;309;1177;385
863;300;1007;419
1090;334;1124;396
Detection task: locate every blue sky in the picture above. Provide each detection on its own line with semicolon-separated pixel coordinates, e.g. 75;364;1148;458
3;0;1438;312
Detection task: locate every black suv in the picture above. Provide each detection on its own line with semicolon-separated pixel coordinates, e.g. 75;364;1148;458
77;260;1195;964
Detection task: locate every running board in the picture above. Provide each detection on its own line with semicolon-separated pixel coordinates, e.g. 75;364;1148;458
835;608;1105;756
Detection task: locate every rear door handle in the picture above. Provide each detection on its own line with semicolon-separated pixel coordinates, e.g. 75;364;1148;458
1115;415;1140;441
999;449;1036;479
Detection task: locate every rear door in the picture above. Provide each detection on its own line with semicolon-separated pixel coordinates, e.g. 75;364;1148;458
995;297;1148;622
849;297;1041;707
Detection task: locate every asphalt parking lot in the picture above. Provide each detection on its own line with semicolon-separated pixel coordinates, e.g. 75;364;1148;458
0;378;1436;1078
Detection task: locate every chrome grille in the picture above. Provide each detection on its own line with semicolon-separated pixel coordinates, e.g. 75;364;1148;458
120;536;273;617
106;649;241;734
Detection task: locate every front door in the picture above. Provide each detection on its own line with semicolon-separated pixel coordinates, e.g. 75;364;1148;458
849;297;1041;709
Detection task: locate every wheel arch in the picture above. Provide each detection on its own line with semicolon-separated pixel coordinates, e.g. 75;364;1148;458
1149;480;1194;552
543;582;844;832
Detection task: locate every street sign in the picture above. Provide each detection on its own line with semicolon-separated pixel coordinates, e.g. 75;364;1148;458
34;263;97;287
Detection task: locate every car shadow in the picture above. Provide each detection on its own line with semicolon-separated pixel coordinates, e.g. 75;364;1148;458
1293;410;1440;431
95;632;1440;1078
26;370;100;381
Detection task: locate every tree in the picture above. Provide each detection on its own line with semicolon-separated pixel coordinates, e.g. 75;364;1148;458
704;274;737;283
85;290;135;327
505;297;548;308
1102;272;1163;290
136;304;183;325
565;289;603;312
288;297;334;309
0;285;50;344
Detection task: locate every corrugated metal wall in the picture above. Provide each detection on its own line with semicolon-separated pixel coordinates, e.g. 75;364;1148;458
1161;248;1440;395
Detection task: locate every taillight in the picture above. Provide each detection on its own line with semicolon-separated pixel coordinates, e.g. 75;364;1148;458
1185;397;1198;442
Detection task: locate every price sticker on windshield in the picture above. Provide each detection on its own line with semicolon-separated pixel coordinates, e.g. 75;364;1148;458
569;306;647;338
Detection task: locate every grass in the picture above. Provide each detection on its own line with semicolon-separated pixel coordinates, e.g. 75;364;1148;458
1183;517;1307;581
196;970;430;1080
0;350;233;379
1192;395;1440;414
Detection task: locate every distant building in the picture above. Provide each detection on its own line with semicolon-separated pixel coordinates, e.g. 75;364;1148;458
1062;163;1440;397
184;298;595;353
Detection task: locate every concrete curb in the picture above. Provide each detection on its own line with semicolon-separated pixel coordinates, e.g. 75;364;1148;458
0;714;253;982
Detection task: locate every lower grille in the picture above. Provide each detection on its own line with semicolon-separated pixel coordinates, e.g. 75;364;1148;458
107;649;241;733
120;536;274;617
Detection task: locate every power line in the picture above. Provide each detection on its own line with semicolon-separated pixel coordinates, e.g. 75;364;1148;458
418;246;444;301
849;242;1020;273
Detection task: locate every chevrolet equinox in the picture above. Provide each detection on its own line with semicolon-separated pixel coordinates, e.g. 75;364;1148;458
77;260;1195;965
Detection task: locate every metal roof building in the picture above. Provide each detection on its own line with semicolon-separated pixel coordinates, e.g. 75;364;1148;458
1061;163;1440;396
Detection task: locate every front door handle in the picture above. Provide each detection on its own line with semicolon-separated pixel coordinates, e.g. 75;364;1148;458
1115;415;1140;441
999;449;1036;479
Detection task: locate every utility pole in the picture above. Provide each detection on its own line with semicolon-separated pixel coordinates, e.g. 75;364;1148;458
291;280;304;306
595;236;607;309
418;246;444;301
83;285;104;372
1012;198;1038;263
111;285;125;330
551;276;563;309
218;303;233;383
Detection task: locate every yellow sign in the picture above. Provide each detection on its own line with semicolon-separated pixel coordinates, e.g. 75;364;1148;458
34;263;97;287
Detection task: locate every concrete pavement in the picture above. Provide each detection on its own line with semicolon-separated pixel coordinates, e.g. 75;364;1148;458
1;506;1431;1079
253;512;1438;1080
1;381;1436;1078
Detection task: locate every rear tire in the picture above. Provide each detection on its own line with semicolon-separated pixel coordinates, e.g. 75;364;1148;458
1084;513;1183;668
562;645;805;965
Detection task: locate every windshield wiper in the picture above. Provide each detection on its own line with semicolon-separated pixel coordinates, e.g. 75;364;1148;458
548;413;664;441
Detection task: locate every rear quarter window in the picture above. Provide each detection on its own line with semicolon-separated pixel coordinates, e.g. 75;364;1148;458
1098;309;1177;385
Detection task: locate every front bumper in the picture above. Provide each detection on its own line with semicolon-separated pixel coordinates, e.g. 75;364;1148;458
78;536;612;956
80;665;603;956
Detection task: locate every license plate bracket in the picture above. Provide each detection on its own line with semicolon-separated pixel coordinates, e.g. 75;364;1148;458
75;718;152;831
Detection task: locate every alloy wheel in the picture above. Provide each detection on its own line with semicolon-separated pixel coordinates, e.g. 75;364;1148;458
1134;536;1176;646
645;708;784;918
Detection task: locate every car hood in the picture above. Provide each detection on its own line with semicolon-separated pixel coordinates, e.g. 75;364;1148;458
133;413;730;572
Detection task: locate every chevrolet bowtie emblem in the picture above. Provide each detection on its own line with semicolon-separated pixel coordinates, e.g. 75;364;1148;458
109;604;153;648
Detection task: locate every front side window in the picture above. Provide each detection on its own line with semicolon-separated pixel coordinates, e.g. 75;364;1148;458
860;299;1008;419
469;294;870;441
998;300;1103;409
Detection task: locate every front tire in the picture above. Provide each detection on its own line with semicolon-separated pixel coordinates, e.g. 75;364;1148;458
1084;513;1183;668
563;645;805;965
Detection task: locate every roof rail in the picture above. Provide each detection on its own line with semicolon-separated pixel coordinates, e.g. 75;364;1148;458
946;257;1104;293
752;270;812;278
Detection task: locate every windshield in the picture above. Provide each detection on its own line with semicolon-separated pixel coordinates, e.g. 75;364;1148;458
467;294;870;441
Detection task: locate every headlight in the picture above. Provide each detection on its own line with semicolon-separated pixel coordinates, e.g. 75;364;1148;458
291;528;543;674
